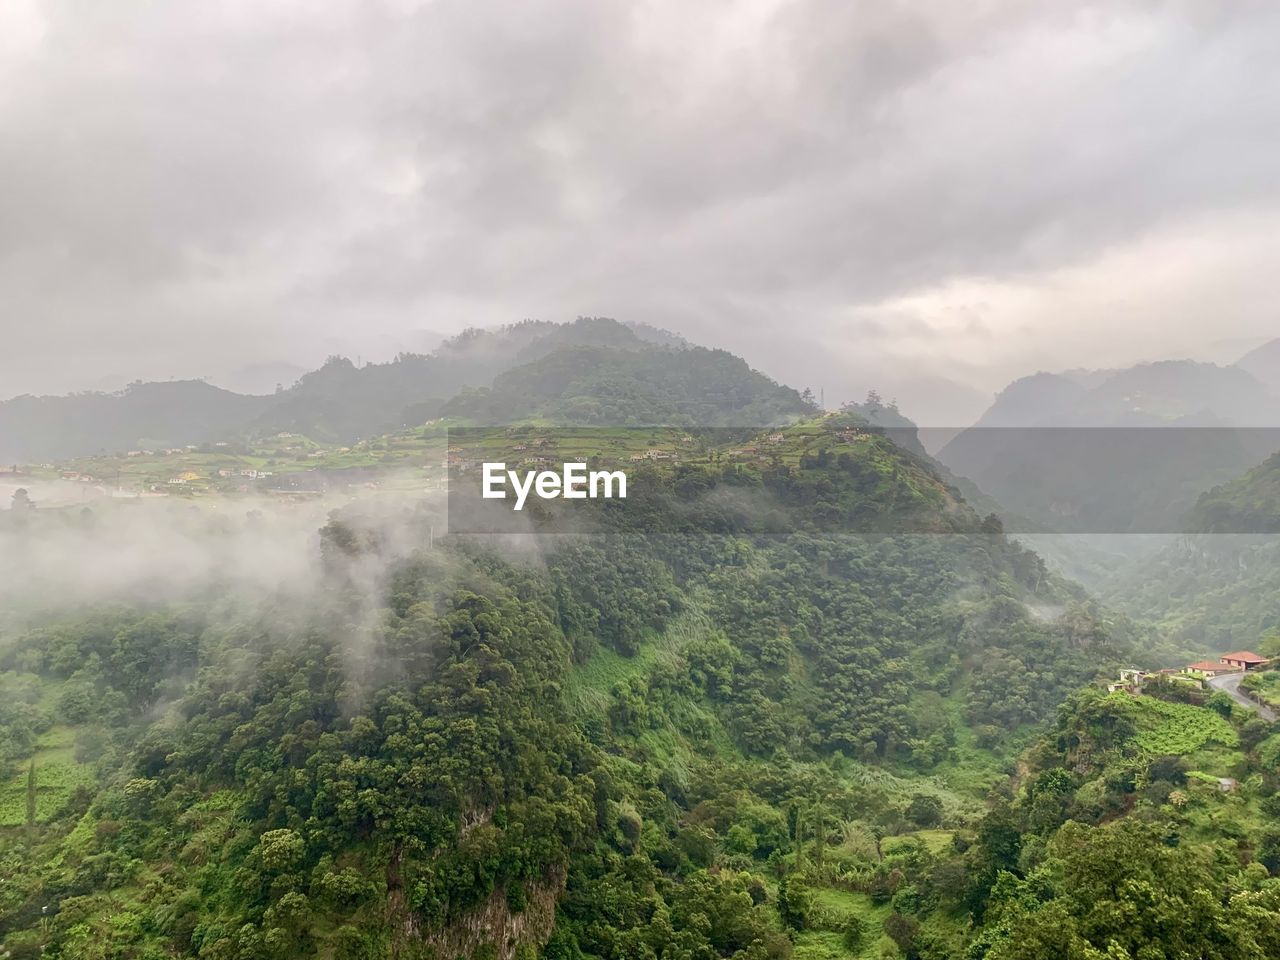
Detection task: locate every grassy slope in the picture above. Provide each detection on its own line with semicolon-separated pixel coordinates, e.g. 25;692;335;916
0;726;94;827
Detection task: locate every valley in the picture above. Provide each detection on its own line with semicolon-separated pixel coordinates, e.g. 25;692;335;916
9;6;1280;957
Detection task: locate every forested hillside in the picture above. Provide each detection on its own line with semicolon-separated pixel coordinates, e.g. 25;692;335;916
1192;452;1280;534
1103;450;1280;649
441;344;813;427
6;344;1280;960
1105;535;1280;652
0;416;1180;960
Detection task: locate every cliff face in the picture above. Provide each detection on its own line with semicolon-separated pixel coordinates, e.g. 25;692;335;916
390;860;564;960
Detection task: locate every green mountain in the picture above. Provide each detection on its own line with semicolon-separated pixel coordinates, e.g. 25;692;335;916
1192;451;1280;534
0;413;1173;960
252;318;661;439
441;343;814;427
6;343;1280;960
1104;533;1280;651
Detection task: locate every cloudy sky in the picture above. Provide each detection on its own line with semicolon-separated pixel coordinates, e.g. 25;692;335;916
3;0;1279;421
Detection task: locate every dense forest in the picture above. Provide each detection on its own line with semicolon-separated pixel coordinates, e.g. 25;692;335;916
1097;454;1280;649
5;326;1280;959
11;413;1264;960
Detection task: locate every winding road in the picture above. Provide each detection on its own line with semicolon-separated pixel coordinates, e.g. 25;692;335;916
1206;672;1278;722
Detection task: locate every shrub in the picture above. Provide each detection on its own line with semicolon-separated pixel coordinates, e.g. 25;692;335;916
843;915;868;952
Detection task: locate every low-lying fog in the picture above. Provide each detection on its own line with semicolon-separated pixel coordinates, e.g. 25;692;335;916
0;481;444;628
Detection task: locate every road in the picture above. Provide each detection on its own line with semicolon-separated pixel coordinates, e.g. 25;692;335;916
1206;672;1278;722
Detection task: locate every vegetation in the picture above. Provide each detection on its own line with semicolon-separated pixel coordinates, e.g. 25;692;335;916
4;325;1280;959
0;411;1163;960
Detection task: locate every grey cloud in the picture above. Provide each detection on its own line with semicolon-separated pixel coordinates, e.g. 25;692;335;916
3;0;1280;404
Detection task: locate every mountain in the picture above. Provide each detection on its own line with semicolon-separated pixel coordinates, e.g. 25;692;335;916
1;413;1163;959
1191;450;1280;534
957;371;1091;429
0;380;271;463
8;347;1280;960
956;361;1277;431
0;319;808;463
935;360;1280;533
1236;337;1280;390
441;342;814;426
255;318;758;438
1105;531;1280;651
1086;360;1278;423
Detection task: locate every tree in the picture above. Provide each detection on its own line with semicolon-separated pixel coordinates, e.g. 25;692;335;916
255;828;305;873
777;876;811;931
883;912;920;956
986;820;1261;959
25;759;36;839
1206;691;1235;719
1147;754;1188;786
1258;628;1280;660
11;487;34;511
905;793;944;828
843;915;868;952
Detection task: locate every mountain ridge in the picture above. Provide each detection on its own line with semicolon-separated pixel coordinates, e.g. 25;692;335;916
0;319;808;463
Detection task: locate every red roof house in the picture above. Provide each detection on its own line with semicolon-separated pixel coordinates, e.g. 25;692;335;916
1187;661;1232;676
1220;651;1269;670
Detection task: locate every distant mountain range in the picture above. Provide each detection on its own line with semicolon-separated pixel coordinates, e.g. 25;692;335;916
0;319;812;463
932;344;1280;533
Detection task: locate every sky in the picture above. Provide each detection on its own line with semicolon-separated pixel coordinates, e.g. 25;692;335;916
3;0;1280;423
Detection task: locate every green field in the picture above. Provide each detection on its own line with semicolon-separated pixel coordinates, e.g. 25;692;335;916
36;414;917;505
1113;695;1239;755
795;887;893;960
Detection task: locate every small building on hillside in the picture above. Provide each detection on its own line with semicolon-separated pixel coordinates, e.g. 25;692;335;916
1220;651;1269;671
1107;667;1150;694
1187;660;1234;678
